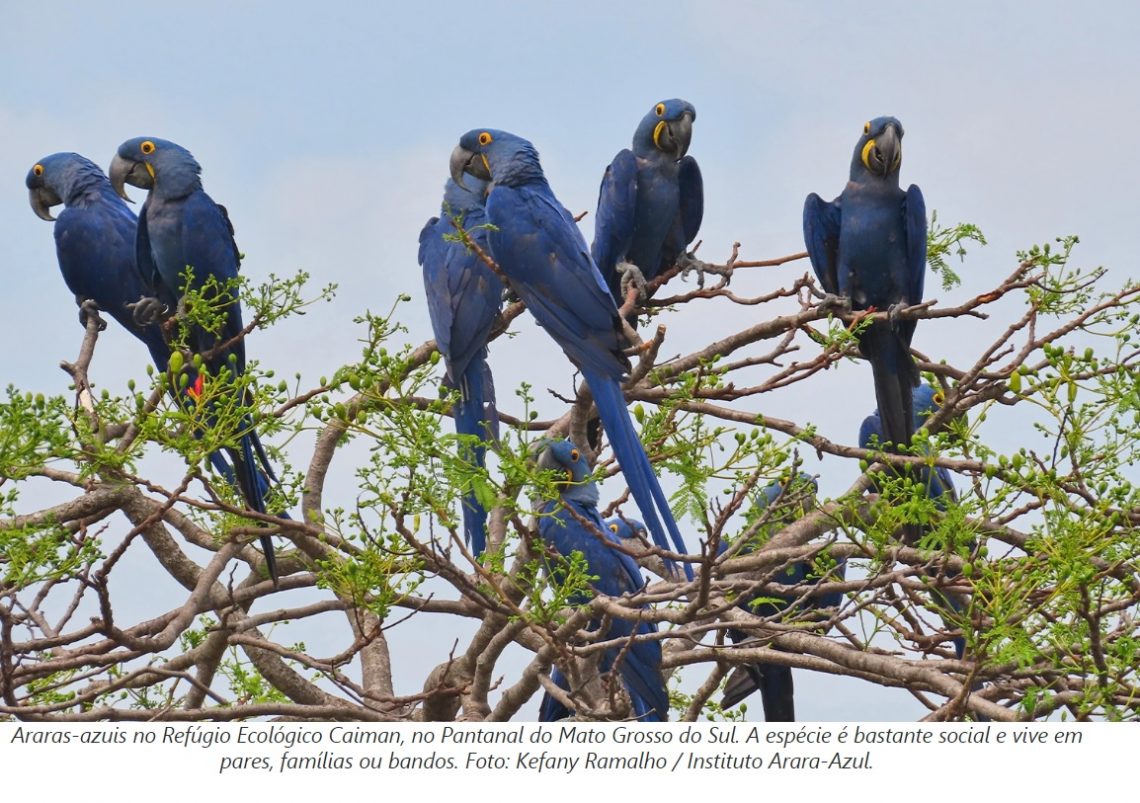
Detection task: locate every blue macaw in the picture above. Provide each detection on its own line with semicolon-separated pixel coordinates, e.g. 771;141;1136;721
419;177;503;559
449;129;691;579
591;99;702;309
804;116;926;450
26;153;170;367
110;137;280;583
860;384;968;659
534;440;667;722
26;152;240;487
713;475;847;720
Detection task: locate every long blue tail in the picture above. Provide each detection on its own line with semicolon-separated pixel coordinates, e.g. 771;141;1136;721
454;353;495;558
859;321;917;450
225;424;279;585
582;369;692;580
722;651;795;720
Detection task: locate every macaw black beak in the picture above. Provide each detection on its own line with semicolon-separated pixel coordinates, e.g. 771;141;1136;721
654;111;693;159
109;153;151;201
28;185;61;221
872;123;901;176
450;145;491;189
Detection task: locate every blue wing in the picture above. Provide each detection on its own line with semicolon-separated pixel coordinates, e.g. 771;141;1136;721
55;204;170;368
178;190;247;375
904;184;926;306
803;193;841;295
676;155;704;248
489;186;626;380
591;149;639;301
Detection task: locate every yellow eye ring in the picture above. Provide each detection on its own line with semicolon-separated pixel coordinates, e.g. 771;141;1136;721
33;164;44;176
933;391;945;405
609;523;619;533
863;121;871;135
478;132;492;146
655;103;665;117
569;448;580;462
140;140;156;155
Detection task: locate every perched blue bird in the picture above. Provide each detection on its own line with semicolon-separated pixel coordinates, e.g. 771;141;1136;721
591;99;702;309
860;384;969;659
715;475;847;719
450;129;691;579
26;153;170;367
26;152;239;486
535;440;667;722
804;116;926;450
419;177;503;558
110;137;280;583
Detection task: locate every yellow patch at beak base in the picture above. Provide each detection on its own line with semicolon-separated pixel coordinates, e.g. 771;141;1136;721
145;162;155;179
860;139;876;171
653;120;667;150
480;154;490;176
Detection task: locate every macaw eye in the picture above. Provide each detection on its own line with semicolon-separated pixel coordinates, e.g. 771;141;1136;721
609;523;619;533
863;122;871;135
655;103;666;117
933;390;945;405
140;140;156;155
33;164;44;176
478;132;493;146
570;448;580;462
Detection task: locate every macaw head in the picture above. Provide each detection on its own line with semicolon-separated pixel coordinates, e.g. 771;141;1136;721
850;116;905;181
756;472;819;512
605;517;647;542
913;383;945;423
535;438;599;505
633;98;696;159
450;129;542;188
441;176;490;213
859;383;947;447
110;137;202;202
26;152;109;221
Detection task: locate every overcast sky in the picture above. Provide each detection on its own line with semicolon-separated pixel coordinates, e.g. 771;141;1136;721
3;2;1138;720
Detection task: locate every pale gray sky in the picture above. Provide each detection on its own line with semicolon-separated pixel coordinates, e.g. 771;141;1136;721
3;2;1138;719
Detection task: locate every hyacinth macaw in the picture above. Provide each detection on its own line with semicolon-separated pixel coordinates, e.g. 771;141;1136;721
27;153;171;366
716;474;847;720
804;116;926;450
860;383;969;659
534;440;667;722
419;177;502;558
26;152;240;485
110;137;279;583
450;128;691;579
591;99;702;309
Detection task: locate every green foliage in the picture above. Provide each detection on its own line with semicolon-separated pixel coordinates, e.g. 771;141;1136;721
926;211;985;291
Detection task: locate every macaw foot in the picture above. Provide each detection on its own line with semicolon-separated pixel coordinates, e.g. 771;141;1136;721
127;296;169;326
77;298;107;332
500;285;520;305
617;261;649;302
818;293;852;314
887;302;906;329
678;251;729;288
